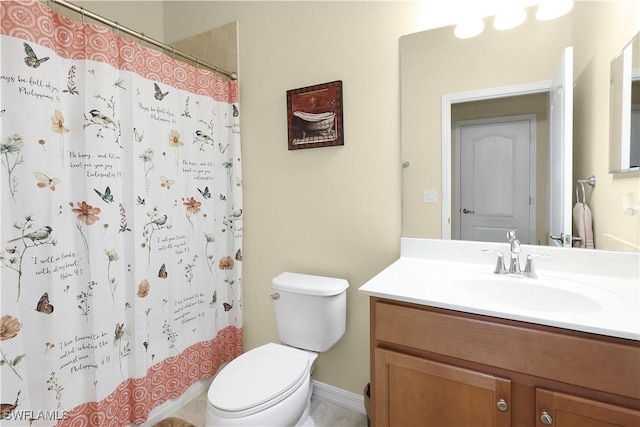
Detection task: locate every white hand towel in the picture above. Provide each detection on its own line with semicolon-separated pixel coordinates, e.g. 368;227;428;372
572;202;595;248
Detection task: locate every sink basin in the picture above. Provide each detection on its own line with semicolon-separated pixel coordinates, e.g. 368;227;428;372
450;277;603;314
360;243;640;340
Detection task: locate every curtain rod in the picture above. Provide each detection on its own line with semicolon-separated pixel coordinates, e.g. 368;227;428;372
47;0;238;80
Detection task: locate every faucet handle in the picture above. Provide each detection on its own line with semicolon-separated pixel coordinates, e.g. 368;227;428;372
481;249;507;274
523;253;550;278
507;230;521;254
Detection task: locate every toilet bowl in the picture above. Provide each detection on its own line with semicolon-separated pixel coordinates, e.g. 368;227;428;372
206;343;318;426
205;272;349;427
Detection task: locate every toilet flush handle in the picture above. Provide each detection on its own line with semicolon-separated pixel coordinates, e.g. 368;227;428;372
270;292;280;300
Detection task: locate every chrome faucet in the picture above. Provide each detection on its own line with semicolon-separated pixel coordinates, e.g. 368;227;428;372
507;230;521;274
482;230;549;278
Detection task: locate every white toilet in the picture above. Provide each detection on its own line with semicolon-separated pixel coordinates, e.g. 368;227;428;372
205;272;349;427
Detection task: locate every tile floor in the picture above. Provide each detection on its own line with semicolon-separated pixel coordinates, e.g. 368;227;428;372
163;390;368;427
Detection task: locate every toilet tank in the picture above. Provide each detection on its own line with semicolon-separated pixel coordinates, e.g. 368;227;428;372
271;272;349;352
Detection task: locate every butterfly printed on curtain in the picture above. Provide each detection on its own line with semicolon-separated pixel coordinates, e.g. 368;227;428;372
23;42;49;68
160;176;175;189
198;186;211;199
34;172;60;191
36;293;54;314
154;83;168;101
94;186;114;203
223;301;233;312
158;263;168;279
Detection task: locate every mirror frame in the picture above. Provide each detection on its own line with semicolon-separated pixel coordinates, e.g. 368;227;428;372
609;32;640;174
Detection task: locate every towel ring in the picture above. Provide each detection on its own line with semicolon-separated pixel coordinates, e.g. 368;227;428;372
576;182;586;204
576;175;596;204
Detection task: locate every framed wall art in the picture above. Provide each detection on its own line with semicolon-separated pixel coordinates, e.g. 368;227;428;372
286;80;344;150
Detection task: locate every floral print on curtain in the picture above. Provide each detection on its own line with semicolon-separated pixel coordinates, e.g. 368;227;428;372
0;1;243;425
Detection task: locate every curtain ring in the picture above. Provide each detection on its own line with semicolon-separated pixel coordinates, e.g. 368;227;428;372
80;6;85;24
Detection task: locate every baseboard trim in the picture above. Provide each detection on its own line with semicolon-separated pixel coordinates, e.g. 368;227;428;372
142;377;213;426
312;380;366;415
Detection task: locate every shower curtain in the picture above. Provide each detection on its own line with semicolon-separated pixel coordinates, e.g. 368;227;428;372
0;1;243;425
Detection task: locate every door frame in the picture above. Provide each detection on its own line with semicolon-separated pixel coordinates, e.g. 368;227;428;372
454;114;537;243
441;81;552;240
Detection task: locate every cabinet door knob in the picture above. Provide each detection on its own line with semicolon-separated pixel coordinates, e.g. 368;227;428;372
540;411;553;425
496;399;508;412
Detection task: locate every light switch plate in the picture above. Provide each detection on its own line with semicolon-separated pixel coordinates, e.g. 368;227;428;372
423;190;437;203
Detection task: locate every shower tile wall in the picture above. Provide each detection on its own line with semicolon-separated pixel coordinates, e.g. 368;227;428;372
170;23;238;76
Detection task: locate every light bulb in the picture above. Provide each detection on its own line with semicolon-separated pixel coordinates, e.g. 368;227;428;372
454;18;485;39
536;0;573;21
494;8;527;31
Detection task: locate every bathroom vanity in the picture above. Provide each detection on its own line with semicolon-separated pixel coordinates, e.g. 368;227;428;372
360;239;640;427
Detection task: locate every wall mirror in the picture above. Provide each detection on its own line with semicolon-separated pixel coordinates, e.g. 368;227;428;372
401;1;640;252
609;32;640;173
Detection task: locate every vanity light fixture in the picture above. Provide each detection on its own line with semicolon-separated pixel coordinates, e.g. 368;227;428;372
454;0;573;40
493;7;527;31
536;0;574;21
454;18;485;39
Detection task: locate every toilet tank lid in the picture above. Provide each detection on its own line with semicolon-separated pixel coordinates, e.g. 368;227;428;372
272;272;349;296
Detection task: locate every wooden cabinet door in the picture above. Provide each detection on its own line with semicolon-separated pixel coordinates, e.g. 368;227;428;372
536;389;640;427
374;348;511;427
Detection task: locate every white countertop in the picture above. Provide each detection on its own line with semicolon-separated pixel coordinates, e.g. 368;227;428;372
359;239;640;340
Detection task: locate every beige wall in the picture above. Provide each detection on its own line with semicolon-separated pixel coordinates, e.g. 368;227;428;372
572;1;640;251
73;1;165;41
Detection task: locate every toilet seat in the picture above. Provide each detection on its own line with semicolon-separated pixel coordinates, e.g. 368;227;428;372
208;343;312;418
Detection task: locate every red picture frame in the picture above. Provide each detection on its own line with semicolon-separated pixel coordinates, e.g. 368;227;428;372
286;80;344;150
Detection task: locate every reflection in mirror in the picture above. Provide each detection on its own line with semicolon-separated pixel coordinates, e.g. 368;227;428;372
451;94;549;245
401;1;640;252
609;32;640;173
400;7;571;247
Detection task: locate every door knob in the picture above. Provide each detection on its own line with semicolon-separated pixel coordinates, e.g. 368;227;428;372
462;208;475;214
540;411;553;425
496;399;508;412
549;233;571;245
